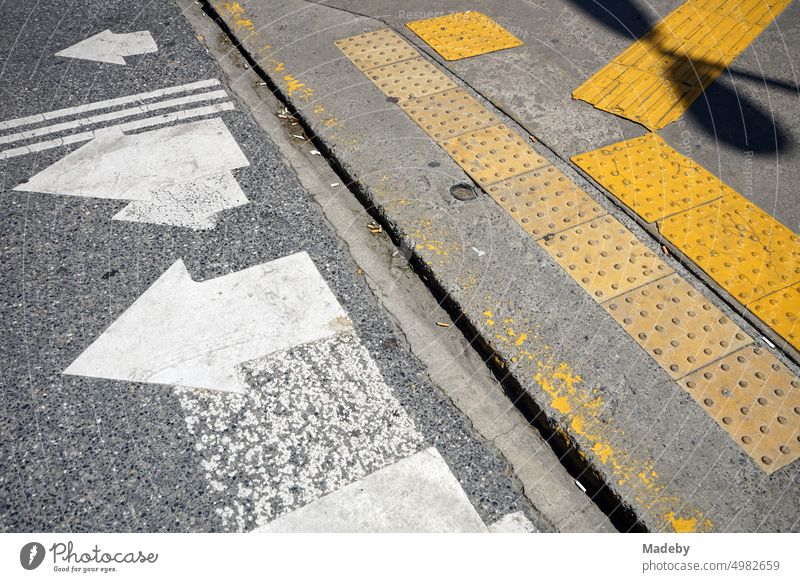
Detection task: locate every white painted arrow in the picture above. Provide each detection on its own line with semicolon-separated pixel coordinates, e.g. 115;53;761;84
14;117;249;229
55;30;157;65
64;252;352;393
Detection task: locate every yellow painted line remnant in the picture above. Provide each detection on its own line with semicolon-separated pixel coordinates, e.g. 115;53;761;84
573;0;793;130
660;195;800;305
539;214;673;302
603;275;752;378
406;11;523;61
219;1;255;34
680;345;800;474
486;166;607;240
575;133;800;353
212;1;317;105
572;133;732;223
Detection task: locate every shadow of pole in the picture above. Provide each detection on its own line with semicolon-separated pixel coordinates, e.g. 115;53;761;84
566;0;794;153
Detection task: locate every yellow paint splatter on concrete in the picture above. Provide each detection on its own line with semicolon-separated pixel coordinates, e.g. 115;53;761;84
284;75;310;97
550;395;572;414
480;306;713;533
665;512;698;534
219;2;254;33
592;443;614;464
515;332;527;346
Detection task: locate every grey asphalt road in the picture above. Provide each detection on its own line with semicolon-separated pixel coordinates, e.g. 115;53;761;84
202;0;800;532
0;0;537;532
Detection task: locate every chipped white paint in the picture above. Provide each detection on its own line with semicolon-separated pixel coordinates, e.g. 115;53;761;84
0;90;228;145
178;331;423;530
0;102;235;161
56;30;158;65
0;79;220;131
64;252;351;393
252;447;485;533
488;511;538;533
14;117;247;228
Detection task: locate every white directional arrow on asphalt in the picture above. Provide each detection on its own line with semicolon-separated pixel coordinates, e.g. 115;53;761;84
14;117;250;229
64;252;352;393
55;30;158;65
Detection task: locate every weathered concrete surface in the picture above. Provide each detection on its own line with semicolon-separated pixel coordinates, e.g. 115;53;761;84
205;0;800;532
320;0;800;355
182;5;614;531
326;0;800;231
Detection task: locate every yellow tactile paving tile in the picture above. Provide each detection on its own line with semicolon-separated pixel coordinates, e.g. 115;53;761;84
688;0;793;27
659;195;800;304
364;58;457;103
334;29;418;72
574;63;703;130
400;88;500;142
748;284;800;351
680;345;800;474
539;215;674;302
486;165;607;239
573;0;791;130
405;11;523;61
441;125;549;186
603;275;752;379
335;29;800;474
572;133;731;222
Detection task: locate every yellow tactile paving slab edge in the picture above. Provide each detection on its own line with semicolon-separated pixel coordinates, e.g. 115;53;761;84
659;195;800;305
680;345;800;474
485;166;607;239
572;133;732;223
748;284;800;351
405;11;523;61
603;275;752;379
441;125;549;186
539;214;674;302
573;0;792;130
364;58;457;103
335;27;799;473
334;29;420;72
211;6;715;533
400;88;500;143
688;0;793;27
574;132;800;353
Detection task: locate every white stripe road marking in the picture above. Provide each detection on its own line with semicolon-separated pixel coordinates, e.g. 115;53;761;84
252;448;487;533
63;252;351;393
0;90;228;145
0;102;235;160
15;117;249;229
0;78;220;131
